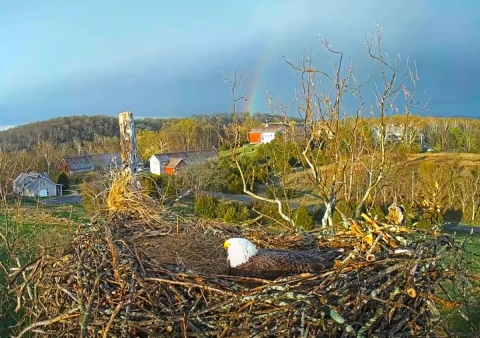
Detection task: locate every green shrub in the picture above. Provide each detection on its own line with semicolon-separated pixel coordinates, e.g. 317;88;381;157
236;206;251;222
216;200;251;223
224;204;251;223
194;194;218;218
414;206;443;230
227;177;244;194
252;201;291;226
79;180;106;216
266;185;295;199
332;200;357;224
368;204;387;222
294;204;314;230
138;173;162;197
223;207;239;223
159;175;178;198
215;200;232;218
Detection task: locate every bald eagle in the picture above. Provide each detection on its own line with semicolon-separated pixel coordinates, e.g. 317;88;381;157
223;238;343;280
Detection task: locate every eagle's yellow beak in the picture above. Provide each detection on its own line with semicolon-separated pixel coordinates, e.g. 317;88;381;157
223;240;230;249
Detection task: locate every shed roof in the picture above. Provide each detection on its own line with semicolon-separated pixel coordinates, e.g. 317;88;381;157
152;149;218;162
249;127;264;133
249;124;286;134
165;158;186;169
62;153;121;172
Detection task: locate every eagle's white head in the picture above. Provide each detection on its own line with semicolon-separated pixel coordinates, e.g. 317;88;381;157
224;238;258;268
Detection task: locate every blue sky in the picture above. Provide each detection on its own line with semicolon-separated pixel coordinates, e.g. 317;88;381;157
0;0;479;129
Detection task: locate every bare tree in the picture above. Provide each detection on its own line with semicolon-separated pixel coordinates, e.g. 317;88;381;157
35;140;57;175
225;71;297;228
285;40;362;228
471;167;480;222
228;27;426;230
174;161;227;195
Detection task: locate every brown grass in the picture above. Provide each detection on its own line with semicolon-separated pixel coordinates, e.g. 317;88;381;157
407;152;480;167
286;152;480;193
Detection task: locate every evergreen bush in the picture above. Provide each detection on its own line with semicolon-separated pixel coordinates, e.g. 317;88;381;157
294;204;314;230
252;201;291;226
194;194;218;218
215;200;231;218
57;171;70;191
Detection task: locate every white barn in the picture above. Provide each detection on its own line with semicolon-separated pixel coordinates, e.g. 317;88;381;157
149;149;218;175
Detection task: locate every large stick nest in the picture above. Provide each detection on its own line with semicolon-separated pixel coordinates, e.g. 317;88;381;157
7;173;479;337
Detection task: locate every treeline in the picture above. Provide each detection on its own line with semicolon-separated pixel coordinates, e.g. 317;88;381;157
0;115;163;152
2;114;479;154
0;112;266;188
0;113;263;153
0;115;120;152
391;116;480;153
0;113;479;185
1;112;479;225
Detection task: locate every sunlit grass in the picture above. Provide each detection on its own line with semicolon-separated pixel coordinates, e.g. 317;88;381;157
438;232;480;334
0;200;87;337
219;144;258;158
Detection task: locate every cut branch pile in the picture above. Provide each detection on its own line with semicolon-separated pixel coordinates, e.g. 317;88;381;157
8;213;478;337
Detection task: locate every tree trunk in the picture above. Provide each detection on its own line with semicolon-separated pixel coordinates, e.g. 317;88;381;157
322;198;335;228
472;198;478;222
118;111;139;190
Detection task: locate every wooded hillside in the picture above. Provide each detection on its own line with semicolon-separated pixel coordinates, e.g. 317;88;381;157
2;114;479;154
0;115;162;152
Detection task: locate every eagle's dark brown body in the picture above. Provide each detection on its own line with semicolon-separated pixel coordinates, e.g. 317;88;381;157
229;248;342;280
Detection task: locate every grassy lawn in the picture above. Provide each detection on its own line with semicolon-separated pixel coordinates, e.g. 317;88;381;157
0;200;87;337
0;200;87;253
219;144;258;158
408;152;480;167
458;233;480;274
438;231;480;334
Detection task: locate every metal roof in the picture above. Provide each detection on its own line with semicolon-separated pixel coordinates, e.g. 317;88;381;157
152;149;218;162
249;127;265;133
249;124;292;134
165;158;186;169
62;153;121;172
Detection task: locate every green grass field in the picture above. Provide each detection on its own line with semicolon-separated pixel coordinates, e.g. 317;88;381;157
437;232;480;334
219;144;258;158
0;200;87;337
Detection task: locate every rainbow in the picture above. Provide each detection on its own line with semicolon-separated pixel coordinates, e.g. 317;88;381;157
243;47;272;116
